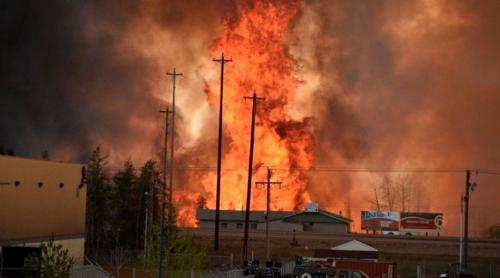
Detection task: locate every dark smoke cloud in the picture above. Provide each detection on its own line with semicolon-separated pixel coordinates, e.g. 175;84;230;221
1;0;224;163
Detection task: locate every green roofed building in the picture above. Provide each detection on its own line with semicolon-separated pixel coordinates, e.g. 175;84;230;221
196;203;352;234
282;208;353;233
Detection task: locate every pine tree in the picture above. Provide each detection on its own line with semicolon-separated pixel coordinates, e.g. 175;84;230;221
24;240;75;278
111;160;139;249
85;146;112;257
137;160;160;254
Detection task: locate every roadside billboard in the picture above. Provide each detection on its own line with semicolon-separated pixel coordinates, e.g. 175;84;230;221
361;211;400;231
399;212;443;233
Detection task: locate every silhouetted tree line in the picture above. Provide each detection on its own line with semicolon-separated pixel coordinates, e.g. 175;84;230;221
84;146;161;257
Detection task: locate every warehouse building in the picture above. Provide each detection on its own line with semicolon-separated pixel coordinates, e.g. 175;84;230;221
0;155;86;275
196;203;352;233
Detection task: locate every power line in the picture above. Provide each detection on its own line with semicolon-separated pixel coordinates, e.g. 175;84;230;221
165;166;500;175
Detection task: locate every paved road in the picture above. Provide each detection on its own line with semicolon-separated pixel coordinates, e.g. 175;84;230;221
188;228;500;258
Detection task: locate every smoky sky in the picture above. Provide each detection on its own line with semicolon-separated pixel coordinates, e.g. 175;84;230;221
298;0;500;234
1;0;224;162
2;0;500;234
2;1;90;158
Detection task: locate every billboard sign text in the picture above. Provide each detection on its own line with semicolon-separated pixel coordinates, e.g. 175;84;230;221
361;211;400;231
400;212;443;232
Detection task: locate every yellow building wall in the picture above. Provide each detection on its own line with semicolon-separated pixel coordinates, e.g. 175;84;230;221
0;155;86;241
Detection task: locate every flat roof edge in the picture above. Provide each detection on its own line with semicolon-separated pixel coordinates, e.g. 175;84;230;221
0;154;84;166
0;233;85;245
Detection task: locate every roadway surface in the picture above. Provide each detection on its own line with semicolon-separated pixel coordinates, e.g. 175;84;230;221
188;228;500;259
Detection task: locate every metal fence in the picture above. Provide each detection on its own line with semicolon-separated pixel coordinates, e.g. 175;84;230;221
70;264;113;278
280;261;296;276
202;269;247;278
200;260;296;278
70;257;113;278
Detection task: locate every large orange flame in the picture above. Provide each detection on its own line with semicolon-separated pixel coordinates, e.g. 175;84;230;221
177;0;313;226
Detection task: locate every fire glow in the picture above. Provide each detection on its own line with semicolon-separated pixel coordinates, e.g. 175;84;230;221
176;1;313;225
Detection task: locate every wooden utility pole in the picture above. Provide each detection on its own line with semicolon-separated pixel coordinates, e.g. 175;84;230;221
160;107;171;194
242;93;264;263
166;68;182;227
255;168;281;262
459;192;464;271
213;53;232;251
157;107;171;274
158;68;182;278
144;198;148;263
463;169;476;272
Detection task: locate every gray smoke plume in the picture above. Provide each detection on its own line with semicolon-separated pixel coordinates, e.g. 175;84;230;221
294;0;500;235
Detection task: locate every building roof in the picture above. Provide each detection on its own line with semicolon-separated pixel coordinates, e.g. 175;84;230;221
197;208;352;225
196;208;294;223
332;240;378;252
282;210;352;224
0;154;84;166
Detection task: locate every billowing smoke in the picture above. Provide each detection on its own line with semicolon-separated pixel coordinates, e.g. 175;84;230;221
2;0;499;235
1;0;224;163
294;0;500;235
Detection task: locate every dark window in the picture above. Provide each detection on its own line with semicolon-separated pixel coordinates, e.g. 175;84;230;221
236;223;243;229
251;223;257;229
221;223;228;229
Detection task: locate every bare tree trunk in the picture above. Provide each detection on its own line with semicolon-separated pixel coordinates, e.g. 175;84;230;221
415;184;422;211
372;186;381;211
398;175;410;212
381;176;395;211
